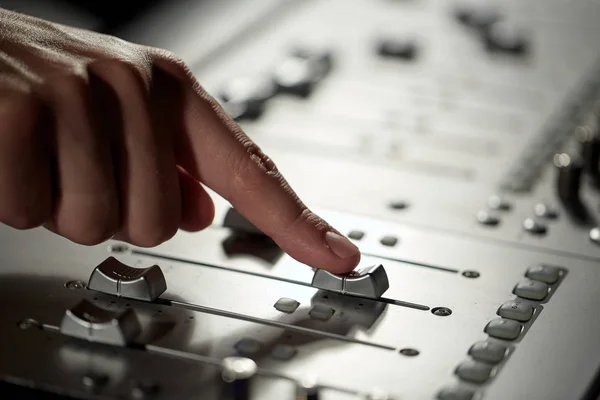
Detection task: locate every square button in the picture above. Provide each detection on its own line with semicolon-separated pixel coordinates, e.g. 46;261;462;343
513;279;549;301
235;338;261;356
437;386;476;400
271;344;297;361
455;360;494;383
348;230;365;240
497;299;534;322
274;298;300;314
380;236;398;247
484;318;522;340
526;264;561;284
468;341;507;364
309;304;335;321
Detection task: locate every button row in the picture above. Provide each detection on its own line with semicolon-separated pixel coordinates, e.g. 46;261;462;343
219;47;334;121
347;229;400;247
442;263;565;396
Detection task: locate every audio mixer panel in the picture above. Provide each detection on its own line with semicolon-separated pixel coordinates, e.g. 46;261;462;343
2;0;600;399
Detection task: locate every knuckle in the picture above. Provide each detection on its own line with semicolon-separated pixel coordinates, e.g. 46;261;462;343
88;58;151;92
1;208;47;230
128;222;178;248
56;198;119;246
0;90;39;133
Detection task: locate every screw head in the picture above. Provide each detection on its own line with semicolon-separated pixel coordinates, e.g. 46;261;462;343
65;280;86;290
431;307;452;317
462;270;480;278
17;318;39;330
399;348;419;357
110;243;129;253
388;200;409;210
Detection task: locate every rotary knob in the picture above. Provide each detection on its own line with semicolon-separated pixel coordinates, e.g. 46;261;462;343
296;376;320;400
576;124;600;180
555;153;583;206
221;357;257;400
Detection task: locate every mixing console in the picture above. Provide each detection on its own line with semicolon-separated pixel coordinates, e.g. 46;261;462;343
2;0;600;399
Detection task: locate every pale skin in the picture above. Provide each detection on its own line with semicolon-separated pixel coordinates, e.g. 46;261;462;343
0;9;360;274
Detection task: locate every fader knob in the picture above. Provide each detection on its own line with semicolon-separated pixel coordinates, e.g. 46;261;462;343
221;357;257;400
60;300;141;346
311;264;389;299
88;257;167;302
555;153;583;205
576;125;600;180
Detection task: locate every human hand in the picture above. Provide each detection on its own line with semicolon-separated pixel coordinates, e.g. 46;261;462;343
0;9;360;273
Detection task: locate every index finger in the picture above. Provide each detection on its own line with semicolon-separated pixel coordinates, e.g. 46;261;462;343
156;57;360;274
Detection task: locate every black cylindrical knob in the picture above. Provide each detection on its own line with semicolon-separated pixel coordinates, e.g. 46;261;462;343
555;153;583;204
221;357;257;400
296;376;320;400
576;125;600;178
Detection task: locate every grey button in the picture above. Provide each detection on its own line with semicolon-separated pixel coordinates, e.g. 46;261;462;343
271;344;297;361
487;195;511;211
344;264;390;298
311;264;390;299
513;279;549;301
590;227;600;245
484;20;528;55
274;57;320;97
348;230;365;240
533;203;559;219
455;360;494;383
234;338;262;356
273;298;300;314
60;300;141;346
485;318;522;340
380;236;398;247
220;76;276;104
476;210;500;226
526;264;561;284
498;299;534;322
468;341;507;364
523;218;547;235
88;257;167;302
309;304;335;321
437;386;476;400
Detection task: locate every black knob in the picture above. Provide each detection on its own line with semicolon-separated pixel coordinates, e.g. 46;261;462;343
484;20;529;55
377;37;418;61
454;5;501;30
221;357;257;400
555;153;583;205
576;124;600;180
296;377;320;400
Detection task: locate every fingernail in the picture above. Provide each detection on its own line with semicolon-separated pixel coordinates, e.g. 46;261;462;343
325;230;359;259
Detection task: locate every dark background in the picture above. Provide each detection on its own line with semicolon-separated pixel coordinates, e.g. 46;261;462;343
59;0;163;32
